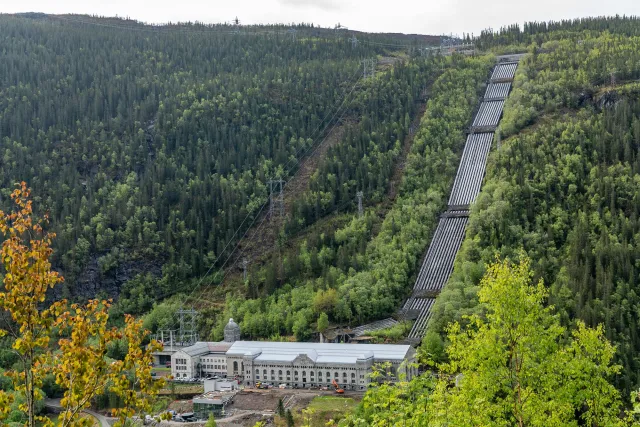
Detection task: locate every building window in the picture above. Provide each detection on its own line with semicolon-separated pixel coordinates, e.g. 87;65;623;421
334;372;339;378
287;370;291;376
310;372;314;377
233;361;238;372
279;370;283;376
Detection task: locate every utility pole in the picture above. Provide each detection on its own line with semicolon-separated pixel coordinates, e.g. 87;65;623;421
268;179;285;218
233;16;241;35
356;191;363;217
242;258;248;282
496;129;501;150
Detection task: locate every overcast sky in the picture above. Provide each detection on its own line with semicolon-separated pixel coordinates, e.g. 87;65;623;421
2;0;639;36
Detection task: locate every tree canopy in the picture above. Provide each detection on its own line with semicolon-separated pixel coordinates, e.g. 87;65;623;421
340;257;636;426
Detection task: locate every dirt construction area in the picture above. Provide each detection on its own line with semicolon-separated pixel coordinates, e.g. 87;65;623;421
228;388;359;412
158;388;364;427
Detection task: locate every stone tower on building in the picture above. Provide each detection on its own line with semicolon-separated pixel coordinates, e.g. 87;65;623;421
224;318;241;342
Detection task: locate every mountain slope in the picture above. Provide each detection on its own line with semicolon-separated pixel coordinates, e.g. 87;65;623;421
430;22;640;392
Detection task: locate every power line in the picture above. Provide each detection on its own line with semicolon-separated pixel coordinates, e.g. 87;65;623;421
156;68;366;332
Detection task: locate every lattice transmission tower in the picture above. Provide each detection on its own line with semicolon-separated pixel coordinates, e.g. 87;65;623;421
362;58;377;78
268;178;285;218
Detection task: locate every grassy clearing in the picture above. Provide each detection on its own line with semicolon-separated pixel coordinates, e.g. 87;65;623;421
296;395;358;426
158;382;204;395
307;395;357;412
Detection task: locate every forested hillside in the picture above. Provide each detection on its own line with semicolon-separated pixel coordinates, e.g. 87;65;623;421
332;17;640;426
427;20;640;392
209;55;491;340
0;15;434;308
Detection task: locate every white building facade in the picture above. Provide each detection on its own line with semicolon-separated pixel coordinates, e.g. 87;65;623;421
225;341;417;391
171;342;232;379
169;318;417;389
170;318;242;379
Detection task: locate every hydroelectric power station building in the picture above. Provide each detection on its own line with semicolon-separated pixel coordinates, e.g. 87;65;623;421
168;319;417;390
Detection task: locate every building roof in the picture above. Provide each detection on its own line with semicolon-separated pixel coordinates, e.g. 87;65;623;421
226;341;412;365
224;318;241;342
193;391;234;405
323;317;398;340
178;341;233;357
350;318;399;337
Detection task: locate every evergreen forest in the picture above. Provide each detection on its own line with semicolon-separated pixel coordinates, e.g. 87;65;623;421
4;12;640;425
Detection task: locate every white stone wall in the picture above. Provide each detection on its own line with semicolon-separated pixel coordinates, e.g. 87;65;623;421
198;354;228;377
225;347;415;390
239;359;375;390
171;350;195;379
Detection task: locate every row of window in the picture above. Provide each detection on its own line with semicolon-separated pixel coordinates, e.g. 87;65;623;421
202;357;225;363
202;364;226;371
250;364;361;371
254;369;363;379
175;366;188;371
175;358;187;365
253;379;364;385
254;374;364;382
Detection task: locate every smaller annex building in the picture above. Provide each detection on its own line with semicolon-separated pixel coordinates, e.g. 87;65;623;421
225;341;416;390
171;341;233;379
170;318;242;379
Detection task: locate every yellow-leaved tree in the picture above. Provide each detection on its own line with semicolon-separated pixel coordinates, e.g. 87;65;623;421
0;183;164;427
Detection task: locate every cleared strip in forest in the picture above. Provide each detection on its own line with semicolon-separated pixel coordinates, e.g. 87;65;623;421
403;57;522;343
151;69;366;335
217;77;436;298
228;124;348;271
388;99;429;200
